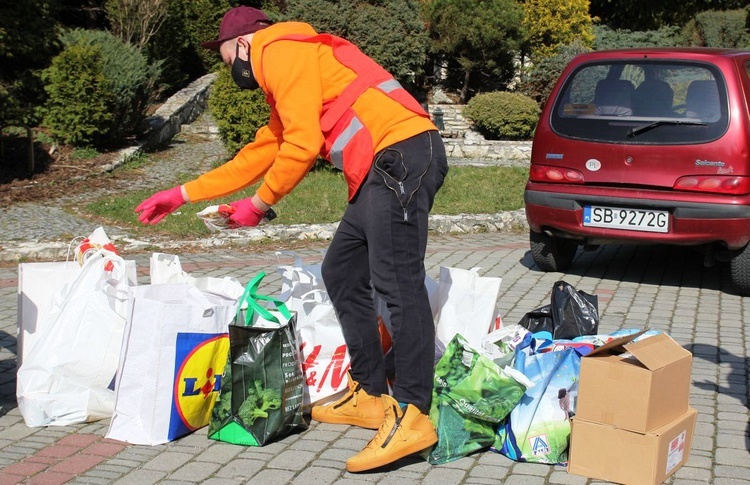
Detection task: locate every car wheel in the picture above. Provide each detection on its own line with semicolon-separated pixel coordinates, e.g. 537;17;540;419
729;243;750;296
529;230;578;272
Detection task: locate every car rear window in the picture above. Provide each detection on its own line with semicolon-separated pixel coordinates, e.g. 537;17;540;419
550;60;729;144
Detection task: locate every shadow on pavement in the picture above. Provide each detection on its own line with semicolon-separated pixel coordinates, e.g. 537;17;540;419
686;343;750;453
0;329;17;417
522;243;734;294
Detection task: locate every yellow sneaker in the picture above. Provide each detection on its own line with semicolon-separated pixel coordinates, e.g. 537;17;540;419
346;394;438;473
310;376;385;429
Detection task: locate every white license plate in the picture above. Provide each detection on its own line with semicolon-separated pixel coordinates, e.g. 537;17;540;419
583;205;669;233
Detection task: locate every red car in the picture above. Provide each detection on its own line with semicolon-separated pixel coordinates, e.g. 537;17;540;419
525;48;750;294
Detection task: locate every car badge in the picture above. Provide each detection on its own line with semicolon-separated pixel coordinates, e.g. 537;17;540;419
585;159;601;171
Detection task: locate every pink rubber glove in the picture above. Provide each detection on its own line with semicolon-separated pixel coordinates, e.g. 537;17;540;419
226;197;266;228
135;186;186;225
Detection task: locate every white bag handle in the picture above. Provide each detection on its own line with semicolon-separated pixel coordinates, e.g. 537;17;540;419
299;289;331;303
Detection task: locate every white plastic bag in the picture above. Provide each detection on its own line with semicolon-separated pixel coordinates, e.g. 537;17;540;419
17;250;134;427
435;266;502;349
288;290;351;408
150;252;244;300
480;324;531;368
107;283;236;445
275;251;326;302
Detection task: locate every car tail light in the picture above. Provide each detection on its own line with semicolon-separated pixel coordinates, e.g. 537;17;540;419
529;165;585;183
673;176;750;195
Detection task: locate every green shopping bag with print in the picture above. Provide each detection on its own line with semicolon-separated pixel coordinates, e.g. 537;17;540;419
208;272;307;446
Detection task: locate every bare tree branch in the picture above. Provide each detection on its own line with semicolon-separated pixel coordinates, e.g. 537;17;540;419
106;0;169;49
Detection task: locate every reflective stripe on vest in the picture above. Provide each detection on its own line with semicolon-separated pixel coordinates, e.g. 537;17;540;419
330;116;364;170
377;79;402;94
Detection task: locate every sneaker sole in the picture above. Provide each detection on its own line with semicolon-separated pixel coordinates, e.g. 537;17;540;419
345;434;438;472
310;410;383;430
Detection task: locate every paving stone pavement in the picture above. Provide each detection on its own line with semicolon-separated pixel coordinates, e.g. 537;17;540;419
0;120;748;483
1;234;749;484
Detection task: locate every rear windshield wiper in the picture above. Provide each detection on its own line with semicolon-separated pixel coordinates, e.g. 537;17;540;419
627;119;707;138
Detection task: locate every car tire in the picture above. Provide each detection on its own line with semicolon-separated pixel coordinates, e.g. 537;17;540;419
529;230;578;272
729;243;750;296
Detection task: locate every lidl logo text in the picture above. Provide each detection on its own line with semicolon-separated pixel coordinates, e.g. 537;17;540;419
169;333;229;439
182;371;222;397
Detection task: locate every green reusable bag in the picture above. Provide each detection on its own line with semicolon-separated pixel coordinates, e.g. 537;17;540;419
208;272;307;446
428;334;531;464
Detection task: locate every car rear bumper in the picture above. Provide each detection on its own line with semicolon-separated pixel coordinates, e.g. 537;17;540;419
525;189;750;249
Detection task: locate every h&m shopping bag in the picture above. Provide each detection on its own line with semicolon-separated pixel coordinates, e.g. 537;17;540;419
435;267;502;349
289;289;351;408
106;283;236;445
428;334;531;465
16;249;135;427
275;252;350;407
209;272;307;446
492;335;582;464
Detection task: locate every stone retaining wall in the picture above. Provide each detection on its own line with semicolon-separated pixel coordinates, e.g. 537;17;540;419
103;81;532;173
429;104;532;166
101;73;218;172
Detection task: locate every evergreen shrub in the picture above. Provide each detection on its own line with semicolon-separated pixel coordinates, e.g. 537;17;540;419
41;42;116;147
521;39;590;106
463;92;540;140
682;9;749;48
42;29;161;148
209;66;271;155
147;0;234;95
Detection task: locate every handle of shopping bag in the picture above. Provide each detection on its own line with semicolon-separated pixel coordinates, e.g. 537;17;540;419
299;289;331;304
238;271;293;326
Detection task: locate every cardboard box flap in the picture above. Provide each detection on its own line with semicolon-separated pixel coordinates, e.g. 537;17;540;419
624;333;691;370
585;329;646;357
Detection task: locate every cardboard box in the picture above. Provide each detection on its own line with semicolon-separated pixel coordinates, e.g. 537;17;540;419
575;331;692;433
568;408;697;485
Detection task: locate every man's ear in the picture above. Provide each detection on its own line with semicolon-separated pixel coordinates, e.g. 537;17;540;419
237;35;251;57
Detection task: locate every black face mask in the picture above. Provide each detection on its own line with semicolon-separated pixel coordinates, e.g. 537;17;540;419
231;42;259;90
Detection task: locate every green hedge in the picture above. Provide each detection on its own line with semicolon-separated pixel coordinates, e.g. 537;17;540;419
42;29;161;148
208;66;271;155
41;42;115;147
463;91;540;140
682;9;749;48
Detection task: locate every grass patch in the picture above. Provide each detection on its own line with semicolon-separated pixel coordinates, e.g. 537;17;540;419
71;146;100;159
86;164;527;239
433;165;527;214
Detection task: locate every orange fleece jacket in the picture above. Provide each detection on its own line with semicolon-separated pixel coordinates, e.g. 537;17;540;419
183;22;435;206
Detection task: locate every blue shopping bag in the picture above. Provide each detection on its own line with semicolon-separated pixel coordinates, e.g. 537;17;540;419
492;334;582;465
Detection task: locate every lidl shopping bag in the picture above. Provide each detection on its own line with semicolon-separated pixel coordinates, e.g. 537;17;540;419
428;334;531;465
288;290;351;408
492;335;582;464
150;252;244;300
435;267;502;349
17;250;135;427
106;283;236;445
209;272;307;446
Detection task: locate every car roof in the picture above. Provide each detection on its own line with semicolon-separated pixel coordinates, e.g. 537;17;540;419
572;47;750;62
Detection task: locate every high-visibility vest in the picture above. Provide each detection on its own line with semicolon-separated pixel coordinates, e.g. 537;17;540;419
259;33;430;199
